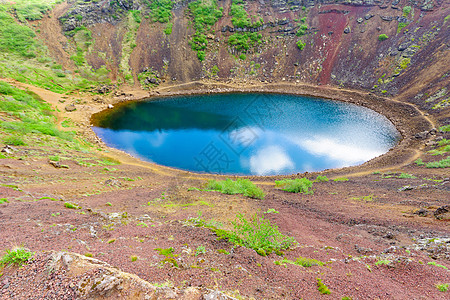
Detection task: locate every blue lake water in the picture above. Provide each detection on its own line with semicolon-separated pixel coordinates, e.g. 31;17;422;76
92;93;401;175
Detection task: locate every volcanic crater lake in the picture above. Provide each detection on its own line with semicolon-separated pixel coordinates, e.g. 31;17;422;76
93;93;401;175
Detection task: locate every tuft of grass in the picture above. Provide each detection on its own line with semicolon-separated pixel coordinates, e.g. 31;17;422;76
4;136;26;146
64;202;80;209
398;173;417;179
439;125;450;132
137;222;148;228
228;213;297;256
426;157;450;168
106;202;112;206
206;178;265;199
0;247;34;267
275;256;325;268
264;208;279;214
375;259;391;266
378;34;389;41
130;255;138;262
296;40;306;50
49;155;60;162
333;177;349;182
0;198;9;204
195;246;206;256
275;178;313;194
84;253;93;257
314;175;329;182
415;158;425;166
317;278;331;294
190;212;297;256
436;283;448;292
428;261;448;270
107;239;116;244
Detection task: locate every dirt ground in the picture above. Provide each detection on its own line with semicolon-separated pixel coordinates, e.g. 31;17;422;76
0;79;449;299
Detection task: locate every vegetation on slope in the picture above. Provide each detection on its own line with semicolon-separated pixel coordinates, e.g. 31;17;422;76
188;0;223;61
0;81;89;151
0;2;106;94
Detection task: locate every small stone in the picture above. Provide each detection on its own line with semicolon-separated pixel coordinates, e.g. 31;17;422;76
434;205;449;218
108;104;114;109
413;208;429;217
65;104;76;112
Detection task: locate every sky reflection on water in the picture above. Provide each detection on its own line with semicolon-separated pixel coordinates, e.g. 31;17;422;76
93;93;401;175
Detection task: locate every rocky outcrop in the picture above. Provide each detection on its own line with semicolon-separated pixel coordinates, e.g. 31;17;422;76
44;251;238;299
60;0;140;32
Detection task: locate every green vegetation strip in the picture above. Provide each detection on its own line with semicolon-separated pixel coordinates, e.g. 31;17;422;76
188;0;223;61
206;178;265;199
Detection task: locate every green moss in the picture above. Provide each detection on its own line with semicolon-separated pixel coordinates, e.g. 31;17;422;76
378;34;389;41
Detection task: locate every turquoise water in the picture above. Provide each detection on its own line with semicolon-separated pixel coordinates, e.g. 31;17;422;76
93;93;401;175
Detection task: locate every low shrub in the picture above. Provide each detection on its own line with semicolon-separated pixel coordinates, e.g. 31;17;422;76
275;178;313;194
206;178;265;199
0;247;34;267
378;34;389;41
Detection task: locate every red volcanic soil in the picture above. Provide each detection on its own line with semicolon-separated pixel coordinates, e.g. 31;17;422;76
0;80;449;299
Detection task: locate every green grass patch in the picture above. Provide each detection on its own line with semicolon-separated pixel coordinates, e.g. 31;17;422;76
149;0;173;23
49;155;60;162
296;40;306;50
428;261;448;270
64;202;80;209
398;173;416;179
226;213;297;256
439;125;450;132
275;178;313;194
378;34;389;41
375;259;391;266
206;178;265;199
3;135;26;146
164;22;173;35
415;158;425;166
333;177;349;182
314;175;329;182
0;247;34;267
317;278;331;294
436;283;448;292
426;156;450;168
0;198;9;204
190;212;297;256
438;139;450;146
274;256;325;268
0;81;88;152
296;24;308;36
